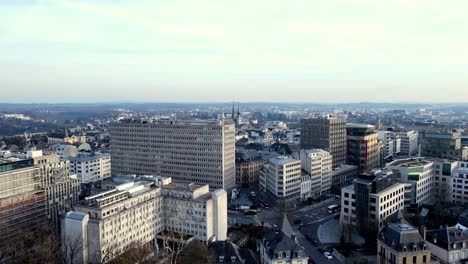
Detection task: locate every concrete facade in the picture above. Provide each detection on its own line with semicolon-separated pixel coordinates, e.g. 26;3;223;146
300;115;346;168
259;156;302;207
63;178;227;263
109;119;235;191
68;153;111;184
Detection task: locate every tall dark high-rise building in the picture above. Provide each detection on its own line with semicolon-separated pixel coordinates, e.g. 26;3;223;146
300;115;346;168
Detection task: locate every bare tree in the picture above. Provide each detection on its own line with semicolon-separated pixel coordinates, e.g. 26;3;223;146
178;240;212;264
161;232;191;264
108;242;155;264
98;240;122;264
62;233;87;264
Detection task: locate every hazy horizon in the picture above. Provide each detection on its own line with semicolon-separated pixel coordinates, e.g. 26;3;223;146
1;0;467;103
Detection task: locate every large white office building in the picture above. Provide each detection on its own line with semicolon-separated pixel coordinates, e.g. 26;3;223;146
63;177;227;264
387;158;434;207
109;119;235;191
259;156;302;207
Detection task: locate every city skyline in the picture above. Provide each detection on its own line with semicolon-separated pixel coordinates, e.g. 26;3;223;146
1;0;468;103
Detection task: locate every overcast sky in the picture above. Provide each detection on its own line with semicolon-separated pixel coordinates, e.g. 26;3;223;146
1;0;467;103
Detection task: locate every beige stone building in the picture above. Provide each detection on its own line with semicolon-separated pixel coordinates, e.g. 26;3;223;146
377;223;430;264
235;150;264;187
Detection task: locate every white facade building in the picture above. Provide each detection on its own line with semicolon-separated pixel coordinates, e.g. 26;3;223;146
449;162;468;205
63;178;227;263
378;131;394;160
296;149;333;196
390;130;418;156
340;169;406;232
387;158;434;207
68;153;111;183
259;156;301;207
49;144;78;160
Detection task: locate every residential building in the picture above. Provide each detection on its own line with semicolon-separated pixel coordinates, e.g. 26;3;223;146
299;174;315;201
346;123;380;173
300;115;347;168
377;223;430;264
68;152;112;184
387;158;434;207
390;130;419;157
296;149;333;196
259;215;308;264
63;178;227;263
421;131;468;161
339;169;406;235
426;225;468;263
208;240;258;264
259;156;301;207
109;119;235;191
235;149;264;188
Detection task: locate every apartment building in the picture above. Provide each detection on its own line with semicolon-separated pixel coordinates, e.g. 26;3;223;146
63;177;227;263
340;169;406;235
377;223;430;264
68;153;111;184
387;158;434;207
235;149;264;188
300;115;347;168
109;119;235;191
259;216;307;264
259;156;301;207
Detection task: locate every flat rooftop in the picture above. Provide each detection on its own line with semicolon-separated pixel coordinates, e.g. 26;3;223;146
269;156;300;165
387;158;432;167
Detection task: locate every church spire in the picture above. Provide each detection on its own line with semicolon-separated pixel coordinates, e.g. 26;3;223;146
231;100;235;120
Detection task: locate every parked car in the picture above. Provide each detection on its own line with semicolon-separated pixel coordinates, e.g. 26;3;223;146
324;252;333;260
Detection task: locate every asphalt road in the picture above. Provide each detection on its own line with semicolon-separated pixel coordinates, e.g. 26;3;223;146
228;192;343;263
